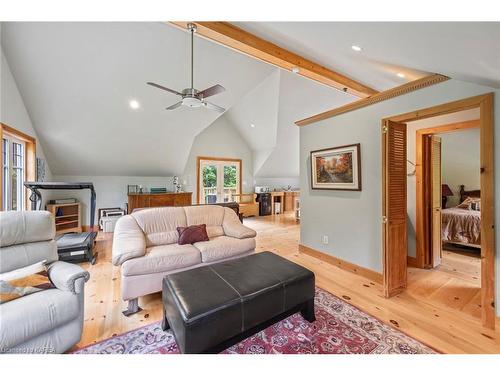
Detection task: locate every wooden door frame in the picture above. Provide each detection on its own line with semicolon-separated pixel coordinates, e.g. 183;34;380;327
382;93;495;328
416;119;480;269
196;156;242;204
0;122;37;211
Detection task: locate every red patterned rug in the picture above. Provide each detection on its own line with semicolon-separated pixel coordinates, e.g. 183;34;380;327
74;288;435;354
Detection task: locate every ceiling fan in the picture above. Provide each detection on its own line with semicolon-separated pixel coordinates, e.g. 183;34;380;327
147;23;226;113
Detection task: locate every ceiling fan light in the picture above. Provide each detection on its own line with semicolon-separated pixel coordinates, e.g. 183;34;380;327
182;96;202;108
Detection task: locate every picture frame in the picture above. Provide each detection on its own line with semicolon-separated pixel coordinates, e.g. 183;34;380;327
127;184;139;194
310;143;361;191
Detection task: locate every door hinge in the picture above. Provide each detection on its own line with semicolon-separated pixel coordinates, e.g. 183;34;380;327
382;125;388;134
382;216;388;224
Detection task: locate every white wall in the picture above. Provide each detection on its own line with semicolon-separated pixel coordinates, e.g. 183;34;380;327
182;115;254;203
299;79;500;313
406;109;480;257
1;45;53;207
441;129;480;206
51;175;175;225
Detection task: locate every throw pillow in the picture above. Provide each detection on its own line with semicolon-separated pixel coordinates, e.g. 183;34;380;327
0;261;53;304
177;224;209;245
458;197;481;210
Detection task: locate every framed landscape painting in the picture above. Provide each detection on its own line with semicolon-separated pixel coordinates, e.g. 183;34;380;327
310;143;361;191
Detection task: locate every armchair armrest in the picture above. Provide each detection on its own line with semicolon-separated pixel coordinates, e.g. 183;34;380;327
222;207;257;239
47;261;90;294
112;215;146;266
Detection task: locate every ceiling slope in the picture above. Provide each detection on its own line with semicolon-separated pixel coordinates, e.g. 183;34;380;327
1;22;274;176
255;70;355;178
236;22;500;90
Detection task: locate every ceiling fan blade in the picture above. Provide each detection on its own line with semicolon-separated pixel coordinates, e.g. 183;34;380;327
203;101;225;113
147;82;182;96
166;101;183;110
198;84;225;99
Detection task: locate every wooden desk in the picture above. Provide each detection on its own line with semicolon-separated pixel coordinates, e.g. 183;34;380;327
127;192;192;213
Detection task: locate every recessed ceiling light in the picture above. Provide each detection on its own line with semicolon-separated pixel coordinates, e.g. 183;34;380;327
351;45;362;52
291;66;300;74
129;99;140;110
250;124;256;128
397;72;406;78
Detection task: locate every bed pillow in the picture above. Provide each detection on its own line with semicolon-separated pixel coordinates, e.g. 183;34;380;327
177;224;209;245
0;261;53;304
458;197;481;211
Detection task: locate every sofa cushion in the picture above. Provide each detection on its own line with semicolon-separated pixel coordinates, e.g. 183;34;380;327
193;236;256;263
0;211;55;248
184;205;225;238
132;207;187;247
177;224;209;245
0;288;80;349
121;243;201;276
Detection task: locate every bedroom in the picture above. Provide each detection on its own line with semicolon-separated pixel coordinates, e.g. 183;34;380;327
406;108;481;317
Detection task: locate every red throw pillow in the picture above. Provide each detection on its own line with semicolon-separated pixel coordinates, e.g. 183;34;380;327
177;224;209;245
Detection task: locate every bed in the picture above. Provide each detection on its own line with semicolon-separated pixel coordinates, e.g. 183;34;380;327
441;185;481;248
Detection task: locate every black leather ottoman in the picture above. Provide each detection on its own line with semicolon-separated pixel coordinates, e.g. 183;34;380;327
162;251;315;354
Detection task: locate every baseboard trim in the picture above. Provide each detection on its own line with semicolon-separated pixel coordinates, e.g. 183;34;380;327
298;244;383;284
407;256;418;267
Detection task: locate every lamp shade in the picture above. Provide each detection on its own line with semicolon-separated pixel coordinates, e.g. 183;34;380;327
442;184;453;197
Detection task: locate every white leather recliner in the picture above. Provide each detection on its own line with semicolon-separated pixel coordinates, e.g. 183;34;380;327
0;211;90;354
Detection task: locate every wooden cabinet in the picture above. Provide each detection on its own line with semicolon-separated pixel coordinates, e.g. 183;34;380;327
283;191;300;212
128;192;192;213
46;203;82;234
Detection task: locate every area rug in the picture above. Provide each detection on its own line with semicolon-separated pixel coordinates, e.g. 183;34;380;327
74;288;435;354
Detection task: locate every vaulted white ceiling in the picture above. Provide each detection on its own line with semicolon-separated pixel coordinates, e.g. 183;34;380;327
236;22;500;91
1;22;274;176
2;22;499;180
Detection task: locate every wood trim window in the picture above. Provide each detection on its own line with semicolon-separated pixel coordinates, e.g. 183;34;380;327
0;123;36;211
196;156;242;204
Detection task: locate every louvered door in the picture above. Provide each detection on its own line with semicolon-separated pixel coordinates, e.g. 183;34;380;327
382;120;407;297
431;135;442;267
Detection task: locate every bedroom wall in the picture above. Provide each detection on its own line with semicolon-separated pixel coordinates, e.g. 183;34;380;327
299;78;500;314
406;109;480;257
441;129;481;207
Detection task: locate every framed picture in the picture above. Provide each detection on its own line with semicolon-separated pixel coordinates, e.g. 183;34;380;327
127;184;139;194
310;143;361;191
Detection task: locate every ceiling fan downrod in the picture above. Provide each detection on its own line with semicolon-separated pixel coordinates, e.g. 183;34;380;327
187;23;197;90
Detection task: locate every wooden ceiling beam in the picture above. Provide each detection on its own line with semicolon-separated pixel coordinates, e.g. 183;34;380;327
169;21;379;98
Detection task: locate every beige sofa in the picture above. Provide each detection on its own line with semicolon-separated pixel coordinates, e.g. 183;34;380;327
112;205;257;315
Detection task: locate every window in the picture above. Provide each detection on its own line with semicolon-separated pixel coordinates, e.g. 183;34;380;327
1;123;36;211
2;136;26;211
197;157;241;204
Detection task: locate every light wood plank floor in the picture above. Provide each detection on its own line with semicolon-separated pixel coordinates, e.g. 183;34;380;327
77;213;500;353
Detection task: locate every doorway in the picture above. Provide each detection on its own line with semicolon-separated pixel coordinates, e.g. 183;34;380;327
382;93;495;328
197;156;242;204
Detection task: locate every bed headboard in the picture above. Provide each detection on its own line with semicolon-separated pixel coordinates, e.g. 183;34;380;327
459;184;480;203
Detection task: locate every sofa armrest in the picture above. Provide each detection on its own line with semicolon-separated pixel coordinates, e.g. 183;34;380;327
47;261;90;294
222;207;257;239
112;215;146;266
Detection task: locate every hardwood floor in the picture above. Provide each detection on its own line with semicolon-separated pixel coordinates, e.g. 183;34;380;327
77;213;500;353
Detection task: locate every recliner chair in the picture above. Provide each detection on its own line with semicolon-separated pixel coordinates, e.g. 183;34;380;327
0;211;90;354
